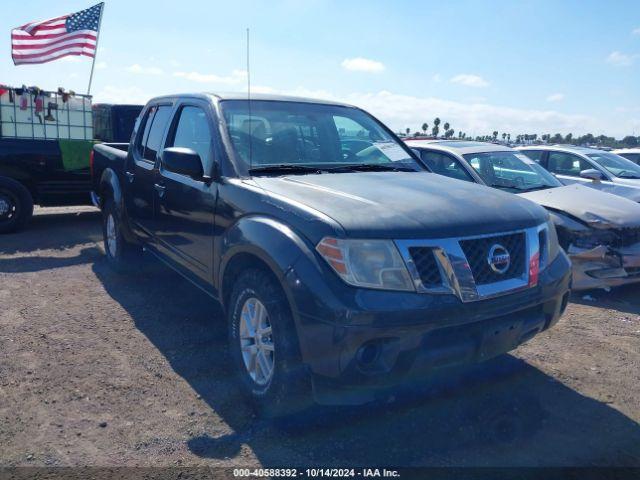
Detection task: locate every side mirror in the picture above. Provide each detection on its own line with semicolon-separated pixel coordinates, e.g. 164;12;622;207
162;147;204;179
580;168;604;182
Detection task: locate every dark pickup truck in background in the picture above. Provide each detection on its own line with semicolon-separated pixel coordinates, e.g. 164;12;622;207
0;94;142;233
92;92;571;413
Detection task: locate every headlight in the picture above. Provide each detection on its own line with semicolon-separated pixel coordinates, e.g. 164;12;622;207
316;237;415;291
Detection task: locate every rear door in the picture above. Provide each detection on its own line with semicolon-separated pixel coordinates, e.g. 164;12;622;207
152;100;218;284
124;103;173;240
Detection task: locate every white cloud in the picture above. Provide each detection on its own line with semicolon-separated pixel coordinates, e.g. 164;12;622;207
173;69;247;85
93;85;154;105
633;27;640;36
95;61;107;70
606;51;637;67
450;74;489;88
127;64;164;75
546;93;565;102
341;57;385;73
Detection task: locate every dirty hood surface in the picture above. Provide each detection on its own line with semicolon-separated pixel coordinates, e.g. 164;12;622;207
253;172;547;239
518;184;640;229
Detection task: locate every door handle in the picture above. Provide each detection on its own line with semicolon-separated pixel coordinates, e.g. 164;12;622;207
154;183;166;197
125;171;135;183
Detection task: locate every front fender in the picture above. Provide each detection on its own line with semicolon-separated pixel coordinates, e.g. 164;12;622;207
217;215;320;308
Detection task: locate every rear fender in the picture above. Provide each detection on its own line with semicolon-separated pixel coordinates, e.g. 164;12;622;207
98;168;137;243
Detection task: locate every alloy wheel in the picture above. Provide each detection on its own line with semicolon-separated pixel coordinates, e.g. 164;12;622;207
239;297;275;386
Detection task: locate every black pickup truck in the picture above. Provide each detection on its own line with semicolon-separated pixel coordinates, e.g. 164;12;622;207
0;103;142;233
92;93;571;413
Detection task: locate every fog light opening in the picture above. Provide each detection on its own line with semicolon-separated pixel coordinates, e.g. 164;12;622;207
357;342;381;369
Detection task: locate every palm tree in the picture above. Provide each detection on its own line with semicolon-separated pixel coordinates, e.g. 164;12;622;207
443;122;450;132
492;131;498;140
422;123;428;134
432;117;441;137
405;127;411;135
502;133;507;141
507;133;511;142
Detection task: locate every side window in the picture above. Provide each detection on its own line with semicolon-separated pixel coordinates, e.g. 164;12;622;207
520;150;544;163
420;151;473;182
168;106;213;171
143;105;172;162
135;106;156;157
547;152;591;177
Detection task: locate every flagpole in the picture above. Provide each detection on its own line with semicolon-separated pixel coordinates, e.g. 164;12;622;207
87;2;105;96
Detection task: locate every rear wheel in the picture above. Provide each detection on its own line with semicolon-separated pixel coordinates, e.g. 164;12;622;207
102;198;142;273
228;268;310;417
0;177;33;234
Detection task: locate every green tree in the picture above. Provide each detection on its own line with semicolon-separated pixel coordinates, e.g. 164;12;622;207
405;127;411;135
623;136;638;147
422;123;428;134
432;117;441;137
493;131;499;140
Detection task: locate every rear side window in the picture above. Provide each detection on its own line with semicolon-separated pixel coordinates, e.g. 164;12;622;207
420;150;474;182
547;152;591;177
519;150;544;163
143;105;172;162
135;106;156;157
621;153;640;164
168;106;213;171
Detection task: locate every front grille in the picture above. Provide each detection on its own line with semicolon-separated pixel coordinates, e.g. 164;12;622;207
459;232;526;285
409;247;442;287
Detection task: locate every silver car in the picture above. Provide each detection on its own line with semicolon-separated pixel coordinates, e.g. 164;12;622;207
515;145;640;201
613;148;640;165
407;139;640;290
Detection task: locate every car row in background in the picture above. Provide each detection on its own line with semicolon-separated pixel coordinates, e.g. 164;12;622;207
613;148;640;165
406;139;640;291
516;145;640;202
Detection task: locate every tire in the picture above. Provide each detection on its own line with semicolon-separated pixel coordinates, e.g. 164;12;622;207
228;268;310;418
102;198;142;273
0;177;33;234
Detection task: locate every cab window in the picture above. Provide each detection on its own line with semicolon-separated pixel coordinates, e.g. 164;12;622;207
143;105;172;162
167;106;213;172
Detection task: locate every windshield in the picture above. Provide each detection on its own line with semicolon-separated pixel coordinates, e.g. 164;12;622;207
463;151;563;192
587;152;640;178
220;100;423;174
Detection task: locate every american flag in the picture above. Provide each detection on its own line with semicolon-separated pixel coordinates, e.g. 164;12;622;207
12;3;104;65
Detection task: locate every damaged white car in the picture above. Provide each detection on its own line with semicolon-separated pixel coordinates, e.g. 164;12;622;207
407;140;640;290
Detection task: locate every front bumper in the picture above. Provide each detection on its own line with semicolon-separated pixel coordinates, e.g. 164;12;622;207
568;243;640;290
284;250;572;405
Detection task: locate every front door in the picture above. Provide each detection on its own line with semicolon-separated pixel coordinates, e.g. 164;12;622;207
153;103;218;284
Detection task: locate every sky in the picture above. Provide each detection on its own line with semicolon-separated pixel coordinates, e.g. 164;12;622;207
2;0;640;138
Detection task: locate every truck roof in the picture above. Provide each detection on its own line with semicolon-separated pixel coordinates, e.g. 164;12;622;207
147;92;356;108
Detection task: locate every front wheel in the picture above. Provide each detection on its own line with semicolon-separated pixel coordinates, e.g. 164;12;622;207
102;199;142;273
228;268;310;417
0;177;33;234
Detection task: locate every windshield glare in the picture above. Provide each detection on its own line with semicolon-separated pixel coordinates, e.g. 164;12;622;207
587;152;640;178
463;151;562;192
220;100;422;173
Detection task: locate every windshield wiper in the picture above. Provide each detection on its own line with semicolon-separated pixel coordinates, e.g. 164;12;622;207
325;163;417;173
514;185;552;192
248;164;322;176
618;170;640;179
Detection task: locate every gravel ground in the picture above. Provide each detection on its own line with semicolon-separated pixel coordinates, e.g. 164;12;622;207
1;206;639;468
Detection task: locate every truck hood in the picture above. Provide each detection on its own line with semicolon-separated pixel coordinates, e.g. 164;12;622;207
253;172;547;239
518;184;640;229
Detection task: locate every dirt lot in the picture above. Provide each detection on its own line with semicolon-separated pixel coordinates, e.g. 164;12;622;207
1;206;640;468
